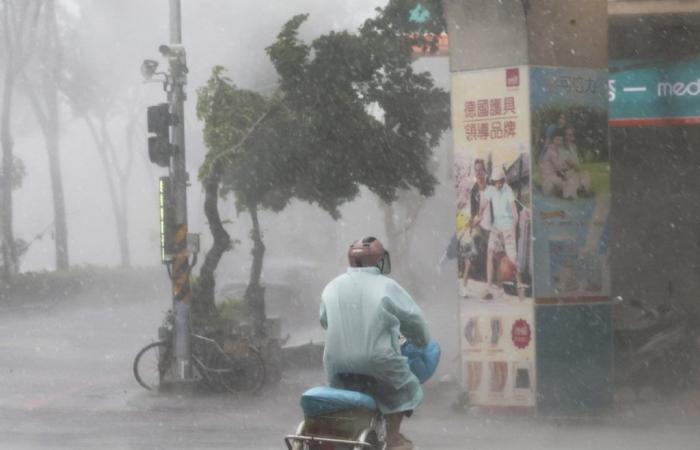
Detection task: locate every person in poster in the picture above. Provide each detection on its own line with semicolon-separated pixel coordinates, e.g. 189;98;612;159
539;129;591;200
458;158;489;297
562;126;592;197
479;167;525;300
544;112;568;147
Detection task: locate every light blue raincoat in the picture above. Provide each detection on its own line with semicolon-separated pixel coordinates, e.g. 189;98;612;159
320;267;430;414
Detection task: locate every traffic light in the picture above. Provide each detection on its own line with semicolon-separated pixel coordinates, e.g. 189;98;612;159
147;103;173;167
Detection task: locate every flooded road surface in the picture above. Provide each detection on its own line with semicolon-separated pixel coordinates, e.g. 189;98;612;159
1;285;699;450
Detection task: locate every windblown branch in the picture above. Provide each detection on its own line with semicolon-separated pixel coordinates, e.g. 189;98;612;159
204;103;280;172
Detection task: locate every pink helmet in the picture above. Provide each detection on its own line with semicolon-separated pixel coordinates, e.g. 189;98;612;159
348;237;391;274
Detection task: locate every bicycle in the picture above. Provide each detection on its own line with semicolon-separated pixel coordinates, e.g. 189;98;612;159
133;324;266;393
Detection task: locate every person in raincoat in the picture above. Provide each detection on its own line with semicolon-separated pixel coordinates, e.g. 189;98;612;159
320;236;430;450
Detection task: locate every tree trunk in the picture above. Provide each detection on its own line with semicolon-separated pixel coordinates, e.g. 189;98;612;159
197;171;230;316
88;113;138;268
104;120;132;268
118;107;145;268
24;82;70;271
381;190;425;294
245;202;266;338
36;0;69;271
0;68;17;280
45;112;69;270
116;180;130;268
382;201;400;259
382;200;412;266
83;116;131;267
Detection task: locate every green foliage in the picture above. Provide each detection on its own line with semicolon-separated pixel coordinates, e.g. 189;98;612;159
197;66;298;214
581;162;610;196
193;0;450;334
0;238;28;278
190;275;250;333
0;156;26;190
264;3;450;213
217;296;251;325
197;0;450;219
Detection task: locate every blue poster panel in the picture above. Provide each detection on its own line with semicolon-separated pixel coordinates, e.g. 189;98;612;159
530;67;610;303
530;66;613;416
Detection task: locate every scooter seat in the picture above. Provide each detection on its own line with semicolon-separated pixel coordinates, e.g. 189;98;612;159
300;386;377;417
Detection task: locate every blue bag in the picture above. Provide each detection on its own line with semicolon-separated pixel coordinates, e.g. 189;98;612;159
445;234;459;260
402;340;441;384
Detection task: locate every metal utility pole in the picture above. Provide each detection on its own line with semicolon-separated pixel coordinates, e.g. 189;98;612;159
167;0;193;383
143;0;198;388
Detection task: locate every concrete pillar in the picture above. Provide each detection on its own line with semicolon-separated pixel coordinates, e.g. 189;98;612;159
447;0;612;416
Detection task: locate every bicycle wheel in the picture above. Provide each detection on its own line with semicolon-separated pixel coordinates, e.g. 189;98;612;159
216;345;266;393
133;341;169;391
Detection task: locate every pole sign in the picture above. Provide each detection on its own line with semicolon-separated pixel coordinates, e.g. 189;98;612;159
159;176;176;263
609;58;700;126
409;3;431;24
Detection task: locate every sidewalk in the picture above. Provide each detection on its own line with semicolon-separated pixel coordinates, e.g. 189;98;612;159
413;381;700;450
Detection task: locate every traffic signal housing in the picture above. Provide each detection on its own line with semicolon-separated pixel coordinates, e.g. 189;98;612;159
147;103;173;167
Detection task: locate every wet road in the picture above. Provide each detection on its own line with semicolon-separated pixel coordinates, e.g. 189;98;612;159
1;284;700;450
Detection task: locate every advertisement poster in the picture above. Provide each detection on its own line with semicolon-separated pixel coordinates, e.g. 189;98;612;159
459;301;535;407
530;67;610;303
451;67;535;408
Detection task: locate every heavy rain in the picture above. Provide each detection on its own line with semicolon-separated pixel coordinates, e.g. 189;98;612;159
1;1;699;449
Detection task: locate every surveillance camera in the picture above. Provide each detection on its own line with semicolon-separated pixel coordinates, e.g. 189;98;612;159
141;59;159;80
158;45;188;75
160;44;186;58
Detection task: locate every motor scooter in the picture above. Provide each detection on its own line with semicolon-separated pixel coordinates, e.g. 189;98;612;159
614;297;699;394
284;340;441;450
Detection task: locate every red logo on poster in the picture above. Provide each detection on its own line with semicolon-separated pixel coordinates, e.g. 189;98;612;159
506;68;520;87
511;319;531;349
